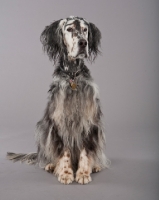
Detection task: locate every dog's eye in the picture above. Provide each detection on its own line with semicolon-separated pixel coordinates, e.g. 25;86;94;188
84;28;87;32
67;27;73;32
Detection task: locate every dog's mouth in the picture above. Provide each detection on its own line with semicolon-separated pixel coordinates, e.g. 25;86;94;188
68;49;87;60
76;50;87;58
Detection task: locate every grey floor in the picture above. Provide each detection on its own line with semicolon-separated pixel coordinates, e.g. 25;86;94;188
0;128;158;200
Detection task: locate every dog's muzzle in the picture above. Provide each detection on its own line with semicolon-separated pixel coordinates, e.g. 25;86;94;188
78;39;87;57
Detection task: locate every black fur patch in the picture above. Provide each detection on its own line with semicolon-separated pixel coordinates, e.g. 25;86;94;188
88;23;101;60
40;20;66;62
51;124;64;157
73;20;81;33
82;125;99;154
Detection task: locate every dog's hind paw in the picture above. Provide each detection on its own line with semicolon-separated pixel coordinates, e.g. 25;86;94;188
92;166;102;173
45;163;55;173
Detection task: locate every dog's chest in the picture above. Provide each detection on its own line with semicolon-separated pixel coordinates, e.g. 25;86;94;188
50;80;99;129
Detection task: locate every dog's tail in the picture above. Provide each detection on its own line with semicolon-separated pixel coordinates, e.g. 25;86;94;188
6;152;38;165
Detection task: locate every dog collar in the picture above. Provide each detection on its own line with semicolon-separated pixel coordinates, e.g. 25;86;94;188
60;66;84;90
60;66;84;78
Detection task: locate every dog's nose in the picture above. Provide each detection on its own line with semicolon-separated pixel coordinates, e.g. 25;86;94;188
78;39;87;48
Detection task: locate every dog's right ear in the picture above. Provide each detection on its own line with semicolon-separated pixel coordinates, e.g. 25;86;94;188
40;19;66;63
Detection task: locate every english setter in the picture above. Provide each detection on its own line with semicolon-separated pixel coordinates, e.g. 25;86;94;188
7;16;110;184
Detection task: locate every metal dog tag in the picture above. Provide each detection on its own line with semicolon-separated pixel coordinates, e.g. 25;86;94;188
70;79;77;90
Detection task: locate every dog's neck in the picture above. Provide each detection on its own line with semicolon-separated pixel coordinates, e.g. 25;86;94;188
59;56;84;73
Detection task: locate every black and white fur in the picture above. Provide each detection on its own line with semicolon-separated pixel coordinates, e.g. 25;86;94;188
7;16;110;184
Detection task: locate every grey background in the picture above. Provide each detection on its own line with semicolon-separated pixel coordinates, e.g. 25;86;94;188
0;0;159;200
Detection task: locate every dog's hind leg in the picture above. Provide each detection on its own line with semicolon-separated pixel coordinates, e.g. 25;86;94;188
45;163;55;173
92;165;102;173
54;150;74;184
75;149;93;184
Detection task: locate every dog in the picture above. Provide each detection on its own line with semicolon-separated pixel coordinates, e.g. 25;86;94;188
7;16;110;184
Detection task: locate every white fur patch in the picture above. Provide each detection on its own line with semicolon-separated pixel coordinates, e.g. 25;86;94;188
54;151;74;184
76;149;93;184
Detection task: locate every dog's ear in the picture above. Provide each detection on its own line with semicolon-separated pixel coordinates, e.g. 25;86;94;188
40;19;66;63
88;23;101;61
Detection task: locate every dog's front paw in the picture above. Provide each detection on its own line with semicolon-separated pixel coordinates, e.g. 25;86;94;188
58;169;74;184
76;170;92;184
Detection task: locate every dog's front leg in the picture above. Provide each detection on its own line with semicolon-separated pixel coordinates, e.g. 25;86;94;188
54;150;74;184
76;149;93;184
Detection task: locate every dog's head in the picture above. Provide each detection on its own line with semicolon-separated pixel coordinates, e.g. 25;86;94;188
40;16;101;63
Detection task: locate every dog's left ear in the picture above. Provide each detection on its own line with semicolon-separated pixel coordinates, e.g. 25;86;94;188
40;19;66;63
88;23;101;61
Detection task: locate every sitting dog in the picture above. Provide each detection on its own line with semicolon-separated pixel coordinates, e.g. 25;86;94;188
7;16;110;184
